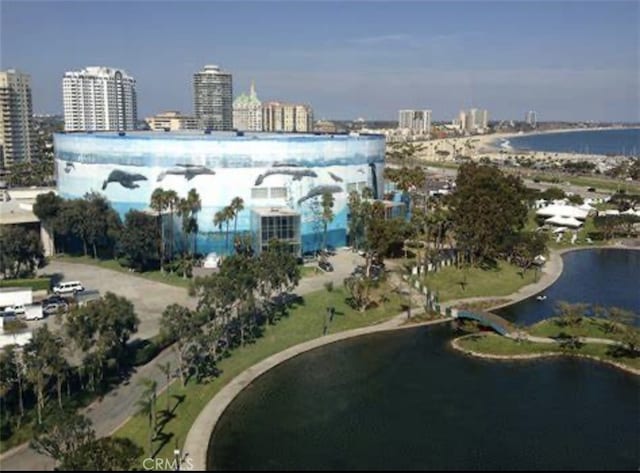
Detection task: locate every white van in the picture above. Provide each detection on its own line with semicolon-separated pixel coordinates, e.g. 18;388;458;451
53;281;85;295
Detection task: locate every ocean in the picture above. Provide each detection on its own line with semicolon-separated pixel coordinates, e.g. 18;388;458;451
501;127;640;157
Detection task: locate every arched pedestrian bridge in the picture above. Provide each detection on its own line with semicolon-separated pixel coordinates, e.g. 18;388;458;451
454;310;514;336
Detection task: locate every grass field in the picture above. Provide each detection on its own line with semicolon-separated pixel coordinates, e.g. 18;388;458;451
115;285;407;461
300;265;322;278
53;255;192;289
421;261;538;302
529;316;637;343
457;333;640;370
0;276;51;291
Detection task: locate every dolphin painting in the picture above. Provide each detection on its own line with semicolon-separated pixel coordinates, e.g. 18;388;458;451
64;162;75;174
156;164;216;182
297;185;343;205
102;170;148;190
328;171;343;183
254;168;317;186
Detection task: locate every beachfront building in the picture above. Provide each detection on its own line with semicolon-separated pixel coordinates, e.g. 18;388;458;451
398;110;432;135
194;65;233;131
526;110;537;128
0;69;38;168
232;82;262;131
145;111;199;131
63;67;137;132
458;108;489;134
262;101;313;133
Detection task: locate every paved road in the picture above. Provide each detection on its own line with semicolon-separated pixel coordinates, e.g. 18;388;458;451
0;249;362;471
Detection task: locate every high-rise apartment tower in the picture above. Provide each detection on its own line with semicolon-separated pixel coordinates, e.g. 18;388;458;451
193;65;233;131
0;69;38;168
63;66;137;132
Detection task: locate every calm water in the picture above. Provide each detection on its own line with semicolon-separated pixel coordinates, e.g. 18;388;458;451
505;128;640;156
497;249;640;327
208;250;640;470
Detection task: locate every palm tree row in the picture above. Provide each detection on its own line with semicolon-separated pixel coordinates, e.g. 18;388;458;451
213;197;245;255
149;187;202;275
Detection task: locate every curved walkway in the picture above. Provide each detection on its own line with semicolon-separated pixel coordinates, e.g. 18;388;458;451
183;310;449;470
184;243;640;471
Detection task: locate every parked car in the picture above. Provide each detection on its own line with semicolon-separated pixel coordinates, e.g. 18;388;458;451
318;260;334;272
53;281;85;296
587;187;596;192
43;295;68;305
5;304;26;315
43;301;69;316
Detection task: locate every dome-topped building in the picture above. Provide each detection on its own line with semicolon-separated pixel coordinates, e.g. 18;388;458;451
233;81;262;131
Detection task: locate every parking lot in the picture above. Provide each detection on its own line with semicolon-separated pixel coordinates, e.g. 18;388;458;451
33;261;197;340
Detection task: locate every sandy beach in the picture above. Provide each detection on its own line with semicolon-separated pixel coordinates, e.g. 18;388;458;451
413;126;635;165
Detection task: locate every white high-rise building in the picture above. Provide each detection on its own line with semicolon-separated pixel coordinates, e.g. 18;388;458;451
233;81;262;131
0;69;38;168
458;108;488;133
398;110;432;135
194;65;233;131
63;66;137;132
526;110;537;127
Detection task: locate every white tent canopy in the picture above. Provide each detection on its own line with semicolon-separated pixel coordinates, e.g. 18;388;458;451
545;216;583;228
536;204;589;220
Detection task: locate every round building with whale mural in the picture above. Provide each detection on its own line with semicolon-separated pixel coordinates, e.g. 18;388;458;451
54;131;386;255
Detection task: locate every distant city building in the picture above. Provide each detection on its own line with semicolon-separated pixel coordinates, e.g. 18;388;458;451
145;111;199;131
193;65;233;131
398;110;432;135
526;110;537;127
63;66;137;132
232;82;262;131
0;69;38;168
262;101;313;132
313;120;339;133
457;108;488;133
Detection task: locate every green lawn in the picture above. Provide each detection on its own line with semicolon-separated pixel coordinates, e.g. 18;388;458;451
53;255;192;289
457;333;640;370
421;261;538;302
530;173;639;193
0;276;51;291
529;316;636;343
300;265;322;278
115;286;407;460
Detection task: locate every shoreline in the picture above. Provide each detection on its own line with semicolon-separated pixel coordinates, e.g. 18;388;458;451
415;126;639;163
450;334;640;376
184;244;640;470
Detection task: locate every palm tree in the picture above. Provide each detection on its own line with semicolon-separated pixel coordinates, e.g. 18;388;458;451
230;196;245;252
138;378;158;442
321;192;335;252
157;362;172;412
136;397;154;454
186;189;202;256
150;188;169;274
164;190;180;265
214;209;230;255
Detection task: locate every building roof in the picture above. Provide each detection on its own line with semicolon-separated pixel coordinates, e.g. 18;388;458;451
0;200;39;225
545;215;583;228
536;204;589;220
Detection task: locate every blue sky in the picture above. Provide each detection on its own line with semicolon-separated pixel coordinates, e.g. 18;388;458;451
1;0;638;121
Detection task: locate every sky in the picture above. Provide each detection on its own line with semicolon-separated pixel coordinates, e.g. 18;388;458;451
1;0;638;122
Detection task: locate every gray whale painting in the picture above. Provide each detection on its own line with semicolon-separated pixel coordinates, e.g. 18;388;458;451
254;168;318;186
157;164;216;182
102;170;148;190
